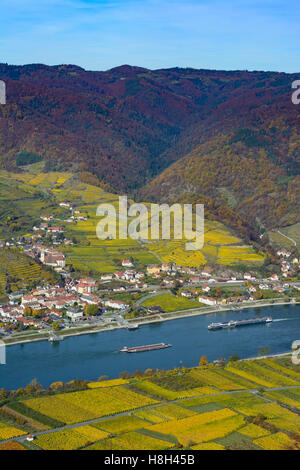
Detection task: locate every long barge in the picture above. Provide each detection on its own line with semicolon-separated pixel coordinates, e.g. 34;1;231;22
208;316;272;331
120;343;171;353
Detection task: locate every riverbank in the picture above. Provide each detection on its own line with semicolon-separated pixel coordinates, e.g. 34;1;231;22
3;297;299;347
1;303;299;390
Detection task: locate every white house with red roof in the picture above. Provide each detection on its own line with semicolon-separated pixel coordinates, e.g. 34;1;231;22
114;271;126;280
198;296;217;306
189;276;201;283
201;268;212;277
59;202;72;208
105;300;128;309
76;278;97;294
21;295;36;305
122;259;134;268
47;226;63;234
277;250;291;258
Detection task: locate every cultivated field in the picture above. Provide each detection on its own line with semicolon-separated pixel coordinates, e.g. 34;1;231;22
141;292;200;312
2;357;300;450
0;249;56;293
0;169;266;278
147;220;264;267
0;421;27;441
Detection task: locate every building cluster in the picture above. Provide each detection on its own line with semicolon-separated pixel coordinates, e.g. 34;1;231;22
0;280;94;325
24;245;66;271
276;250;299;278
0;275;132;331
197;294;249;306
100;261;146;289
1;201;300;337
59;202;87;222
32;213;66;245
31;200;89;246
146;263;218;283
146;263;201;277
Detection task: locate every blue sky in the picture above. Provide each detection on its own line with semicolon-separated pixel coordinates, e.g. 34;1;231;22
0;0;299;72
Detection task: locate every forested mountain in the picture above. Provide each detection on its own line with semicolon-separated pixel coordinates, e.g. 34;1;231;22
141;127;300;231
0;63;299;233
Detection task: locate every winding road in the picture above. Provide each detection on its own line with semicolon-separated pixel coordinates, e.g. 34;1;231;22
277;230;297;247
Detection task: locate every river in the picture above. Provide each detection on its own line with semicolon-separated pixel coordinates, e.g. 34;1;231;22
1;304;299;390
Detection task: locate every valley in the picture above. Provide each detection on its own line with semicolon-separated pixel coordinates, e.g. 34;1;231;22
0;167;298;349
0;64;299;239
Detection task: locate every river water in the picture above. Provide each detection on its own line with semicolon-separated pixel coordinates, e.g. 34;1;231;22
1;304;299;390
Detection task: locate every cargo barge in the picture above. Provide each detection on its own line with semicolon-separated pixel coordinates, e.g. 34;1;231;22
120;343;171;353
208;317;272;331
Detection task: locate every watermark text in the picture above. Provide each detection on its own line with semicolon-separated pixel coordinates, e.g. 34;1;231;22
292;340;300;365
292;80;300;105
0;81;6;105
96;197;204;251
0;340;6;365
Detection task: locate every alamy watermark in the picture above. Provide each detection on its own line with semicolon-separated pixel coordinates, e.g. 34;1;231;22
292;80;300;105
0;80;6;105
292;340;300;365
96;196;204;250
0;340;6;365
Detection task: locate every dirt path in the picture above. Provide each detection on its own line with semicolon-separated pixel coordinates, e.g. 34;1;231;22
277;230;297;247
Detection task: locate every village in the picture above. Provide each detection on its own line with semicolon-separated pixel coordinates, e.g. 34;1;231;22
0;201;300;340
0;250;300;340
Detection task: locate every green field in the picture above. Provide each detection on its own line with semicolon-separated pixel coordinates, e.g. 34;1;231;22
270;224;300;248
141;292;200;312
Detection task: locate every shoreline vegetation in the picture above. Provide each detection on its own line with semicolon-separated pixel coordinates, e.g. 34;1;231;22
3;297;299;347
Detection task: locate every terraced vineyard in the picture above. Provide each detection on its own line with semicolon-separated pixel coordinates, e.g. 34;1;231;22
64;198;265;272
147;221;265;267
2;358;300;450
0;169;266;278
0;249;57;293
7;171;73;190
